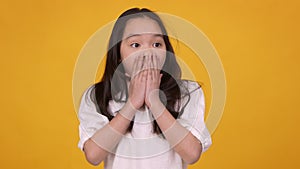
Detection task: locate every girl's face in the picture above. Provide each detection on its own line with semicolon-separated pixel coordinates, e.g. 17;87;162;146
120;17;166;76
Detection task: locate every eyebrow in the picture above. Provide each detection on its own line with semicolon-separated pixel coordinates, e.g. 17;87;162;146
124;33;163;40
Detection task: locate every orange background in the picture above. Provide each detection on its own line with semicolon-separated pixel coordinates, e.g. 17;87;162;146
1;0;299;169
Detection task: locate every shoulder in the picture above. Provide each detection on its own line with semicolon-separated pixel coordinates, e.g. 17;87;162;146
81;84;97;106
179;80;203;96
83;84;96;97
83;84;95;95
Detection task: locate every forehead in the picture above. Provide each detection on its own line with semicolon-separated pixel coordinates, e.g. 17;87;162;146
122;17;163;38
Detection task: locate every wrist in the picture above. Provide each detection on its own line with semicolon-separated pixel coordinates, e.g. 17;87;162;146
119;101;136;120
146;89;162;108
149;100;166;119
128;97;143;110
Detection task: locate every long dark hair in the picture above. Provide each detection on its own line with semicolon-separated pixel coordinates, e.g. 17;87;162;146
93;8;188;134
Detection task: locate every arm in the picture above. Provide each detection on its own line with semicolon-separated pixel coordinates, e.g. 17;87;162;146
83;102;135;166
144;55;203;164
150;102;202;164
83;56;148;166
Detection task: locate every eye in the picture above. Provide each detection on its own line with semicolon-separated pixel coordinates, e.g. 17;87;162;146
130;43;140;48
153;42;162;48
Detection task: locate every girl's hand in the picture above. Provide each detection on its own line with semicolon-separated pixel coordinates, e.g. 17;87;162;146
145;54;163;108
127;55;147;110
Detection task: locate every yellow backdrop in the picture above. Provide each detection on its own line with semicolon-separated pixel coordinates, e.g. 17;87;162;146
1;0;299;169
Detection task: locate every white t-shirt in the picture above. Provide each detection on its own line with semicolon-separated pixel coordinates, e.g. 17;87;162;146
77;80;212;169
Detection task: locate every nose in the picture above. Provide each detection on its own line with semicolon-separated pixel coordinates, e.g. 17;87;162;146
142;49;154;57
143;50;150;57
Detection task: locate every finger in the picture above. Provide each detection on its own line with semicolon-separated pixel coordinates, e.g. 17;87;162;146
141;55;147;72
159;73;163;83
153;54;158;70
153;54;160;78
134;55;144;77
146;54;151;70
150;53;154;70
144;54;149;71
131;56;139;78
139;55;148;81
150;55;155;80
146;55;151;81
132;53;142;76
146;54;152;80
139;67;147;83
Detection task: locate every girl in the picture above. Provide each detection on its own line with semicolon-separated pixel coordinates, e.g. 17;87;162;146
77;8;212;169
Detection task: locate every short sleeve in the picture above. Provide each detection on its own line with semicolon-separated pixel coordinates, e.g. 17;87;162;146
77;85;109;151
177;81;212;153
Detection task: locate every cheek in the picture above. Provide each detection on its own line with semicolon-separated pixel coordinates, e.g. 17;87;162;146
120;43;134;75
121;58;133;76
121;52;136;76
120;43;130;60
